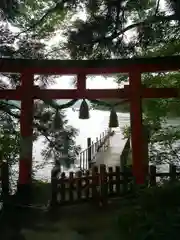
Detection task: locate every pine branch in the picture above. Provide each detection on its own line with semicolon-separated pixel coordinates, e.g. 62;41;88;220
92;14;177;44
155;0;161;15
0;101;20;110
15;0;65;38
0;100;72;153
0;104;60;149
0;104;20;119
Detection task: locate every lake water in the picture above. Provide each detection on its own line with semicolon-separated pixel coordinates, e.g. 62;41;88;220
33;109;130;181
33;108;180;181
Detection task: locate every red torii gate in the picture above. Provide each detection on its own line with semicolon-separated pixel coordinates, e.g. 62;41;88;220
0;55;180;192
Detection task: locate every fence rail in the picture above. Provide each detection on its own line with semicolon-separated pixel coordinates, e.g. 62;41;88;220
78;129;114;170
51;163;180;207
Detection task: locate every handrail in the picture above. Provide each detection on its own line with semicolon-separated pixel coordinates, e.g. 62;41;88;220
120;137;131;171
79;129;114;171
120;125;150;172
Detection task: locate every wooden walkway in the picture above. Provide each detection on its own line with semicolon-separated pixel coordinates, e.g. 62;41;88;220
95;128;127;167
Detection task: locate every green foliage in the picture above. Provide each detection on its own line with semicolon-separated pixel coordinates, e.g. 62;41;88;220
64;0;180;167
0;0;22;20
10;0;77;39
149;126;180;165
0;115;20;166
1;0;180;176
0;1;81;185
65;0;180;59
40;109;81;168
118;182;180;240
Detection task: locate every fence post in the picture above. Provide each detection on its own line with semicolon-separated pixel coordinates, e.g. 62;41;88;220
102;132;105;151
99;164;108;206
79;154;82;170
87;137;92;168
149;165;156;186
76;171;82;200
170;164;176;182
92;166;98;203
1;160;9;204
99;134;102;148
85;170;90;199
108;167;113;196
121;165;129;195
143;125;150;180
82;151;85;170
107;129;110;147
104;131;107;150
96;137;98;151
91;141;94;157
115;166;120;195
60;172;66;204
50;163;60;208
69;172;74;203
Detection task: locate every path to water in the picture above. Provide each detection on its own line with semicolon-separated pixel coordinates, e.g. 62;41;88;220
33;108;180;180
33;109;130;180
95;129;126;167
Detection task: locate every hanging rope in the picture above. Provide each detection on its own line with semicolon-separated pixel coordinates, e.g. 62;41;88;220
41;99;78;110
0;98;128;112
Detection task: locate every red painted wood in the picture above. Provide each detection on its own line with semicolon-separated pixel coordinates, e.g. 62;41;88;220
0;55;180;74
0;89;22;100
0;87;178;100
77;73;86;92
129;71;145;184
33;89;128;100
16;64;180;74
38;88;178;99
0;56;179;187
18;72;34;185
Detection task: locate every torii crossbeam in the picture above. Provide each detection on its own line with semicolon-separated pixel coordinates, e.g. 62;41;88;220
0;55;180;193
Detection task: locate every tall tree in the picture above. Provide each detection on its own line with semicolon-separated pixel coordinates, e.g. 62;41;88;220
65;0;180;59
62;0;180;166
0;1;81;189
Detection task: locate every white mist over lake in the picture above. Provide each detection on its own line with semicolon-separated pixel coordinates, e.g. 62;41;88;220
33;109;130;181
33;75;128;180
32;76;180;180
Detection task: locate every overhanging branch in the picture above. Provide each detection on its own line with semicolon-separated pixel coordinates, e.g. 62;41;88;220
0;100;69;152
155;0;161;15
15;1;65;38
92;14;177;44
0;104;60;150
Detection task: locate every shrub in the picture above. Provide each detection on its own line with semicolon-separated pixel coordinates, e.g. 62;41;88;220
118;182;180;240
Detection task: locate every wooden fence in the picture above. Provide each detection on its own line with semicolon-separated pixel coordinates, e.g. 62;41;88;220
51;164;180;207
78;129;113;170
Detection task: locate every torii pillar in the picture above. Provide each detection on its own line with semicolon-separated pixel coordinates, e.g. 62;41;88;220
129;70;146;184
17;71;34;200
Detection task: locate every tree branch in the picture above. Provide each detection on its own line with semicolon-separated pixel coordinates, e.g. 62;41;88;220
15;1;65;38
92;14;177;44
0;103;64;153
155;0;161;15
